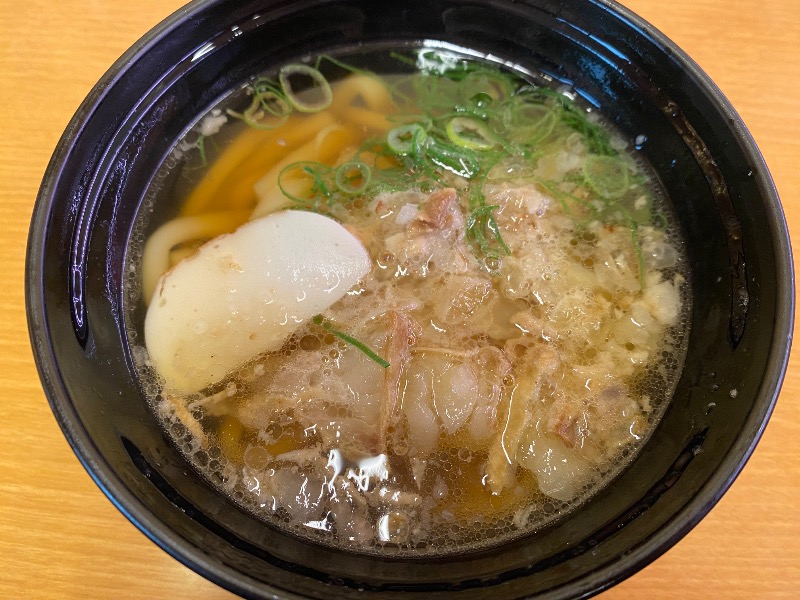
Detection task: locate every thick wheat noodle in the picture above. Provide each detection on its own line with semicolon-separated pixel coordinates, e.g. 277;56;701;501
223;115;354;212
251;178;311;218
252;124;360;216
330;74;394;112
180;126;273;216
141;210;249;304
252;138;326;215
337;105;392;131
192;75;394;217
219;152;290;212
313;123;359;161
167;245;197;266
182;112;336;216
210;142;301;212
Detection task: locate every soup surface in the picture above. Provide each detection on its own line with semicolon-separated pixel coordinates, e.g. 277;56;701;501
127;48;690;555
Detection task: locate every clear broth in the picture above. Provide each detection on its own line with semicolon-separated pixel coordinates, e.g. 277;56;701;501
125;47;690;556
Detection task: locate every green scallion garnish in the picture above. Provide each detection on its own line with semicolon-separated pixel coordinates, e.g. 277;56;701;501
312;315;390;368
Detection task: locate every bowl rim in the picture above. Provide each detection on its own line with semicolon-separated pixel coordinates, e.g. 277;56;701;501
25;0;794;598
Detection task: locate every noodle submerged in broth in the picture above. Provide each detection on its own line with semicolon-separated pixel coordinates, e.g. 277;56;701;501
126;49;690;555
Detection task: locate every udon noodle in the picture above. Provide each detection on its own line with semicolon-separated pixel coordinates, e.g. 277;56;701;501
126;49;690;555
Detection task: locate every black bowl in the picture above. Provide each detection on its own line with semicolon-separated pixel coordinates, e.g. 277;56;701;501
26;0;793;598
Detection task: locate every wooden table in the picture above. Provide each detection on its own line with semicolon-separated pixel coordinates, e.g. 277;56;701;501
1;0;797;597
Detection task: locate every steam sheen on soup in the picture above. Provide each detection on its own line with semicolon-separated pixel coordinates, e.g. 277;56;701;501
127;49;690;555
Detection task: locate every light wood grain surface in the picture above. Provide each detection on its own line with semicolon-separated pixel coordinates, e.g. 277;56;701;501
1;0;797;598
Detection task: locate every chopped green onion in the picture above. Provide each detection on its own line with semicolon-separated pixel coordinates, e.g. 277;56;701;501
278;64;333;113
425;138;480;179
226;90;291;130
255;90;292;118
537;179;598;218
584;155;630;199
652;210;668;230
509;103;557;144
462;68;514;97
312;315;390;368
466;204;510;260
618;209;646;289
258;52;649;269
387;123;425;155
195;134;208;168
335;161;372;195
314;54;372;77
278;161;332;205
445;117;496;150
414;74;462;111
411;126;429;160
560;108;617;157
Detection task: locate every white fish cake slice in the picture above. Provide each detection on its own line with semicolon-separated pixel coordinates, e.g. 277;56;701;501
145;210;371;393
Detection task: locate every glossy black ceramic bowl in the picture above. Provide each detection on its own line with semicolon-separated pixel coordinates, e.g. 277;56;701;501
26;0;793;598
